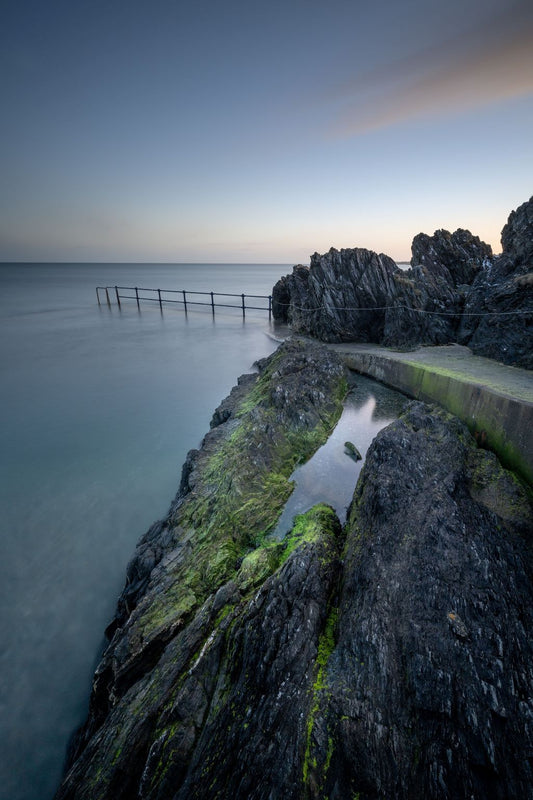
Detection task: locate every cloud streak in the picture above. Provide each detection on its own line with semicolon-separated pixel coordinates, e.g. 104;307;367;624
327;0;533;137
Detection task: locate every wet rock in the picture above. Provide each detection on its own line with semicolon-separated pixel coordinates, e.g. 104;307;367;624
55;341;347;798
322;402;533;800
55;349;533;800
344;441;362;460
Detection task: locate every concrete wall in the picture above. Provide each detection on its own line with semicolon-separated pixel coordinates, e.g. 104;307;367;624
341;351;533;487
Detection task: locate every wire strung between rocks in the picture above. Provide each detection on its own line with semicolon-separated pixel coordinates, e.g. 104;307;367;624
276;301;532;317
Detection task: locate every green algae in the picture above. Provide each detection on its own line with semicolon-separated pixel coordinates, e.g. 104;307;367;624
303;602;339;791
83;345;349;798
281;503;340;566
467;447;533;527
133;352;346;642
403;358;533;403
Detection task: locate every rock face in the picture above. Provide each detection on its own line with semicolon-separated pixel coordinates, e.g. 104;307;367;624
410;227;492;286
272;197;532;368
458;197;533;369
322;402;533;799
382;229;492;348
273;248;398;342
55;340;348;800
56;340;533;800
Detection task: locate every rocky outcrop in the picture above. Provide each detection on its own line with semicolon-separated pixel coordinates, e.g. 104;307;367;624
410;227;492;287
56;337;533;800
322;402;533;799
55;340;348;799
382;229;493;348
272;233;492;349
272;198;532;368
273;248;398;342
458;197;533;368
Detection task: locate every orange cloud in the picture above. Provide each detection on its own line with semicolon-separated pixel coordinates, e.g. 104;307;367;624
328;1;533;137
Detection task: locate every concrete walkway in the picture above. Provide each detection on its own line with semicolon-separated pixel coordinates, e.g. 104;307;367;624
328;343;533;486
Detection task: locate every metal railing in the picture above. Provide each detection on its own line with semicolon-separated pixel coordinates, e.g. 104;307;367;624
96;285;272;318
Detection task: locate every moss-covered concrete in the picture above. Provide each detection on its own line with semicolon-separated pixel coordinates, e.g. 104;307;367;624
332;343;533;486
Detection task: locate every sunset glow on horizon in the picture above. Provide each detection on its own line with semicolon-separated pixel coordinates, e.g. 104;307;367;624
1;0;531;264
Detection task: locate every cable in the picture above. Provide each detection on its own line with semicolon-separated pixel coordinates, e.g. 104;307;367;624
275;301;531;318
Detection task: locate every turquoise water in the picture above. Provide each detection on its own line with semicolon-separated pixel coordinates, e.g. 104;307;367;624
0;263;288;800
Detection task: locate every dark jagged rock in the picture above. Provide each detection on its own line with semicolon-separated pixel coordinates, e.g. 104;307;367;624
459;197;533;368
55;340;348;800
272;198;532;367
319;402;533;800
501;195;533;268
381;229;493;347
382;261;462;347
272;248;398;342
272;236;491;349
271;263;310;323
410;227;492;287
56;333;533;799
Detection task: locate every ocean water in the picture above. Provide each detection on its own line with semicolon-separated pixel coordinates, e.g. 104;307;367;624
0;263;288;800
0;262;406;800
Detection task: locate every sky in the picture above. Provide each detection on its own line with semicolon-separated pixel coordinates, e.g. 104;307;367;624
1;0;532;263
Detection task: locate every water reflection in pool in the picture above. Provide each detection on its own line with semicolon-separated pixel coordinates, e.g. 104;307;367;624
273;375;408;538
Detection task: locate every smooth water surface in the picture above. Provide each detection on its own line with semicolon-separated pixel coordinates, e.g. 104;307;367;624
0;263;288;800
274;376;407;536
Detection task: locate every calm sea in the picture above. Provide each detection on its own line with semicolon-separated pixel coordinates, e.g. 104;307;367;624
0;263;289;800
0;262;406;800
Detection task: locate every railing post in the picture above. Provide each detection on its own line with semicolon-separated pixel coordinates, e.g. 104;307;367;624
158;288;162;311
182;290;188;314
96;287;101;305
105;288;111;306
241;293;245;318
115;286;121;308
268;295;272;320
135;287;140;310
210;291;215;316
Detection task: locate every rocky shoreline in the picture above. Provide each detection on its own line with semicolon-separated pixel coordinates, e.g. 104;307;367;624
56;198;532;798
272;197;533;370
55;337;533;799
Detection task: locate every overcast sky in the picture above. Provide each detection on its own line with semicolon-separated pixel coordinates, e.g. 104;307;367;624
1;0;532;262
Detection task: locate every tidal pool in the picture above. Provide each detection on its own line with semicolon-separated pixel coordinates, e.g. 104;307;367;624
273;374;408;537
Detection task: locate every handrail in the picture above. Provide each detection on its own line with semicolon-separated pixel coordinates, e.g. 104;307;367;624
96;285;272;318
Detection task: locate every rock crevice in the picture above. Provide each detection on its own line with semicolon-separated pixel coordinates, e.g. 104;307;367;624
56;344;533;800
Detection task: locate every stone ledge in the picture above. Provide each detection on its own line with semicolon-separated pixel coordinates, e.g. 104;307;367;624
329;343;533;486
